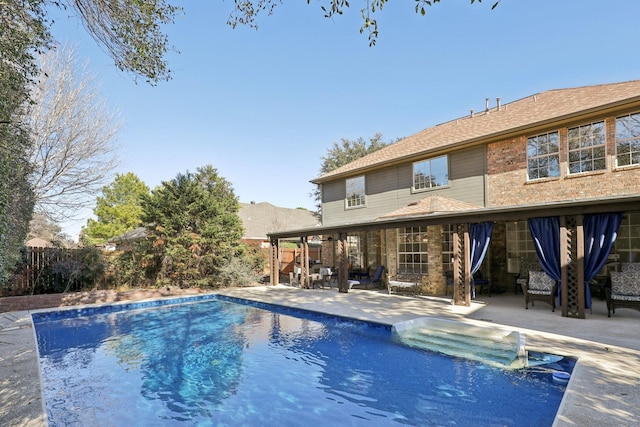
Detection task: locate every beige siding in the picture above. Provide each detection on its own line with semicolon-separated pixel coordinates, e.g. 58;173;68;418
322;146;487;226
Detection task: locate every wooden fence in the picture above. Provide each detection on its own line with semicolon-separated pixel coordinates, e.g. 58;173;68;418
279;247;322;274
9;247;85;294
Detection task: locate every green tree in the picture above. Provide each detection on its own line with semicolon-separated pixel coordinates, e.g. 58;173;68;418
313;133;397;211
2;0;180;86
83;172;150;245
61;0;181;84
1;0;180;284
0;4;37;285
0;133;34;285
229;0;500;46
140;165;245;288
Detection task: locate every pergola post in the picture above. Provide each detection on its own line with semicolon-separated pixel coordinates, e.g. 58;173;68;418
301;237;310;288
337;232;349;293
463;224;472;306
451;224;463;305
561;216;586;318
560;217;568;316
576;216;586;318
269;238;279;285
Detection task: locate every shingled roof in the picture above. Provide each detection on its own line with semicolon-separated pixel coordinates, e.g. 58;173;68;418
239;202;320;240
376;196;482;220
313;80;640;183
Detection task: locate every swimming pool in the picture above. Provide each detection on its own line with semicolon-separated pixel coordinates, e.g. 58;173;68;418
32;295;573;426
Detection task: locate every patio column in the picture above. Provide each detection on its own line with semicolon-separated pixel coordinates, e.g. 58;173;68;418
561;216;586;318
337;232;349;293
269;238;280;285
560;216;569;317
301;237;310;288
576;216;586;318
452;224;470;306
463;224;472;307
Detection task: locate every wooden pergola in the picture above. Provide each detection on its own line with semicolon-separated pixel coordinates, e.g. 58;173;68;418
268;195;640;319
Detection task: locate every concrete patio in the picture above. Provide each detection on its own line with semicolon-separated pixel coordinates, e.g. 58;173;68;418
1;286;638;426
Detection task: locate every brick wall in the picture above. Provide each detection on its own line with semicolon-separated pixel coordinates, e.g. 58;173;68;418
487;116;640;206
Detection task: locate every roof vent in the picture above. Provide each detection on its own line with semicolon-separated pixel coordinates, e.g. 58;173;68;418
497;97;501;111
485;98;490;112
470;109;474;118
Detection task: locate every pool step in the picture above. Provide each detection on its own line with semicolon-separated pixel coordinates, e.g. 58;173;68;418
391;317;527;369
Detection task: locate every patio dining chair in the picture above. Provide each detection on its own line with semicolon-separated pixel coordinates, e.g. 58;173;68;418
523;270;557;312
606;271;640;317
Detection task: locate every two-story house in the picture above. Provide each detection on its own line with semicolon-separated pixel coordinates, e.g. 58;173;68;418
268;80;640;318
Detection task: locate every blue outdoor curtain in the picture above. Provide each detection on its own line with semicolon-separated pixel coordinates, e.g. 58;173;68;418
528;217;561;304
583;213;623;308
469;222;494;298
528;217;561;281
529;214;624;309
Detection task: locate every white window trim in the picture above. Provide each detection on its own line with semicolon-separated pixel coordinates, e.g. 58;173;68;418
615;112;640;168
412;155;449;193
345;175;366;209
567;121;607;175
526;131;560;181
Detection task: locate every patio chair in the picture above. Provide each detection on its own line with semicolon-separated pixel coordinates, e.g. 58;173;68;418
515;261;542;294
356;265;385;289
445;270;454;296
288;272;299;287
310;273;323;289
606;271;640;317
523;270;557;312
473;271;490;297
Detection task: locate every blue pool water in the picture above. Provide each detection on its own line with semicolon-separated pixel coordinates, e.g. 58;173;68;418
32;295;574;426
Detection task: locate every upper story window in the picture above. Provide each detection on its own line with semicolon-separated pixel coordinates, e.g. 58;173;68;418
527;131;560;179
616;112;640;167
345;175;365;208
413;155;448;191
567;121;606;174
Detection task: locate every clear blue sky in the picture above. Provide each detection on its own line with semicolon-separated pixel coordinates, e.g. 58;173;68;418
50;1;640;239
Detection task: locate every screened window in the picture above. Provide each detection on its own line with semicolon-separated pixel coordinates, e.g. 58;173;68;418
398;226;428;274
347;234;363;268
567;121;606;174
366;231;381;269
441;224;455;272
345;176;365;208
413;155;448;191
527;131;560;179
506;221;536;260
616;112;640;167
615;212;640;263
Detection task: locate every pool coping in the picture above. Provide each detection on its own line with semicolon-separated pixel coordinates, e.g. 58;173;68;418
2;286;639;426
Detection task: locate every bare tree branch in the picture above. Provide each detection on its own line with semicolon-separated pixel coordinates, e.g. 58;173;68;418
26;44;121;222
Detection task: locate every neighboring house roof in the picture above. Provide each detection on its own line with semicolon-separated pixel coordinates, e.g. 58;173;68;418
106;203;320;245
239;202;320;240
313;80;640;183
107;227;148;244
377;196;481;220
25;237;52;248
